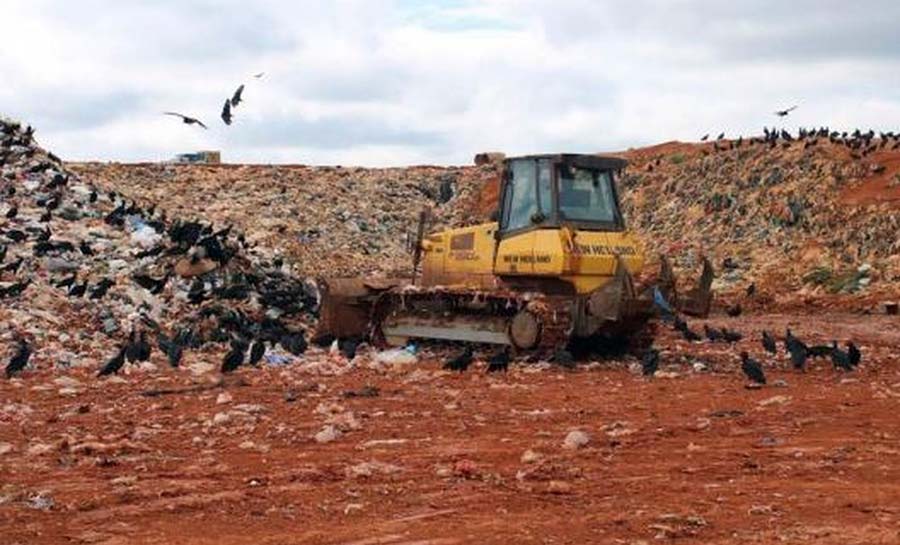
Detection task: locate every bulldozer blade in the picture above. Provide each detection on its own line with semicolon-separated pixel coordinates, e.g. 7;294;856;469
316;278;406;340
678;257;714;318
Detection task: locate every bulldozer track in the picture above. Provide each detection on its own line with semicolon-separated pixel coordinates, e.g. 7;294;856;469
369;287;574;352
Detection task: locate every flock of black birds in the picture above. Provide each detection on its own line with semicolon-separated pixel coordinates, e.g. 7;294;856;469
2;117;324;380
164;72;263;130
440;345;510;374
639;309;863;386
646;122;900;172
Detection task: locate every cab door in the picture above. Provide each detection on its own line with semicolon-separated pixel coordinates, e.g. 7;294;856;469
493;158;554;276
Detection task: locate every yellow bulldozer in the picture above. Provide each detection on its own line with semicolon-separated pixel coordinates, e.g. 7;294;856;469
317;153;713;353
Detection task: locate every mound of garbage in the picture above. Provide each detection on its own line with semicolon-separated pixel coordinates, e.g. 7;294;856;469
1;117;320;373
617;135;900;306
70;161;496;278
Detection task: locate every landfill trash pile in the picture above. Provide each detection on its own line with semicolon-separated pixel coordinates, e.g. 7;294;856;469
617;137;900;305
0;116;321;373
70;161;496;278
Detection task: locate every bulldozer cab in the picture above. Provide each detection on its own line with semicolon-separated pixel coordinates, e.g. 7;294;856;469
497;154;628;238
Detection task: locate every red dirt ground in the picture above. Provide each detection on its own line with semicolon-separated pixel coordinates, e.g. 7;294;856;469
2;312;899;545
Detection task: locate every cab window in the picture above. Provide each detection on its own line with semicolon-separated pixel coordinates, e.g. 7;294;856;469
558;165;618;225
504;159;539;231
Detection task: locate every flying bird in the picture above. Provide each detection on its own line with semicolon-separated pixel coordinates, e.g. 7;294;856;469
253;72;265;79
6;339;31;378
775;105;798;117
163;112;208;129
700;134;709;141
220;99;232;126
230;84;245;107
740;352;766;385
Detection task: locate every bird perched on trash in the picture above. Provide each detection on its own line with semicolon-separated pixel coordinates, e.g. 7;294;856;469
338;337;360;360
762;330;777;354
67;280;88;298
79;240;94;256
785;328;807;355
132;272;169;295
726;302;742;317
673;315;689;334
157;333;183;368
746;283;756;297
846;341;861;367
721;327;743;343
97;345;127;376
788;343;808;371
740;352;766;385
280;331;307;356
681;324;702;342
5;229;27;243
125;328;150;363
0;279;31;299
486;347;510;373
89;278;114;300
444;346;473;372
221;339;248;373
220;99;232;126
807;344;832;359
831;341;853;371
5;205;17;219
1;257;24;274
249;340;266;366
775;105;798;117
641;347;660;377
230;84;245;107
704;324;724;342
6;339;31;378
163;112;208;129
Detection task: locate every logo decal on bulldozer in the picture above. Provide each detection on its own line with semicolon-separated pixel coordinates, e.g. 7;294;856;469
502;254;552;264
573;244;637;256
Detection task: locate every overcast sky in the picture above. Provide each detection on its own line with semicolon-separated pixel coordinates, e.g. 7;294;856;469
2;0;899;165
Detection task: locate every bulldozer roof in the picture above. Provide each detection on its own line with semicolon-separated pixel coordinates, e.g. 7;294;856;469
507;153;628;171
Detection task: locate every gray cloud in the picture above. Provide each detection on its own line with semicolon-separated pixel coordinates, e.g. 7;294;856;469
2;0;899;165
229;114;446;150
